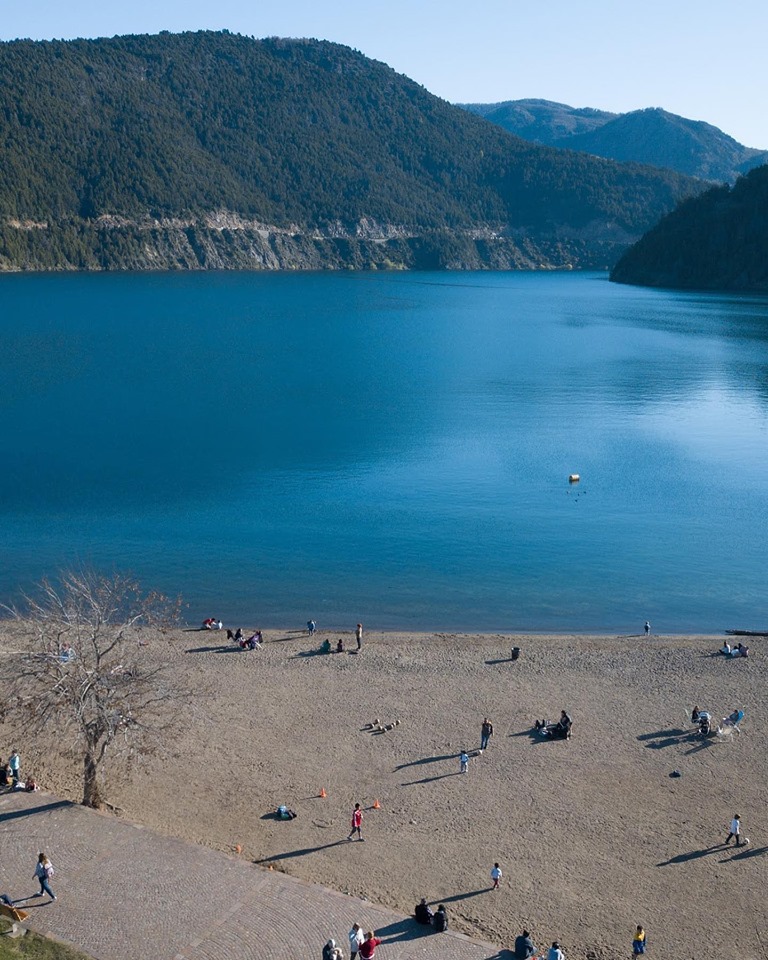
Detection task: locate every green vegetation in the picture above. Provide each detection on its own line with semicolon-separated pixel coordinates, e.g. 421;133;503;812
0;31;703;271
463;100;768;183
0;920;91;960
610;165;768;291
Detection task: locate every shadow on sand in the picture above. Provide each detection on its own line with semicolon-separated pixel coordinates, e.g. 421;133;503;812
720;845;768;863
185;645;241;654
657;844;724;866
401;772;459;786
256;839;348;863
395;753;457;771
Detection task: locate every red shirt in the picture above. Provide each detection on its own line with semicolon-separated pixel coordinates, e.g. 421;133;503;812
359;938;381;959
352;808;362;828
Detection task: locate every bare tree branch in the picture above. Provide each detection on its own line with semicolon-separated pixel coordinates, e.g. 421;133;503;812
0;570;185;808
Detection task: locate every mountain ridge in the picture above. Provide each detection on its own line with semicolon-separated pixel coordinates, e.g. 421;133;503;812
0;32;702;272
460;99;768;183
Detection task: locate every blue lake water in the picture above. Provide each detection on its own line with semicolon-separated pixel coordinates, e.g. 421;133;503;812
2;270;768;632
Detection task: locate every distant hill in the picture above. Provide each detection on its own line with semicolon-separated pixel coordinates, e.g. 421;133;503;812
461;99;616;145
461;100;768;184
610;165;768;291
0;32;702;273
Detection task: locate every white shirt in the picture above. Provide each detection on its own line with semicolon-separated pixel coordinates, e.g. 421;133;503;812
349;928;364;951
731;818;740;834
491;867;502;879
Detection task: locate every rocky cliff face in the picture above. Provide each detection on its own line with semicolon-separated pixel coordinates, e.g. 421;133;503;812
0;215;634;273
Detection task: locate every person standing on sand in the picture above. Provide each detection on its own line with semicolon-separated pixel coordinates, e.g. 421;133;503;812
632;925;647;955
308;620;316;636
481;718;494;750
460;750;469;774
356;623;363;650
349;923;365;959
9;750;20;785
490;862;502;890
34;853;56;900
725;813;742;846
644;621;651;635
348;802;364;841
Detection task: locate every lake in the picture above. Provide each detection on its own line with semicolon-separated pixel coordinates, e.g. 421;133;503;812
2;270;767;632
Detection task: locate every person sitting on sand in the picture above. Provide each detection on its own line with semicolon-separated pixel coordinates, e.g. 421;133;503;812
414;898;433;925
0;763;9;788
544;711;572;739
433;906;448;932
202;618;215;630
321;638;332;654
548;941;564;960
734;643;749;657
337;638;344;653
234;627;244;644
720;641;731;655
24;776;39;792
514;930;536;959
245;633;262;650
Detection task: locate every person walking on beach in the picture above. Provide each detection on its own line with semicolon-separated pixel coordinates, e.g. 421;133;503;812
481;718;494;750
9;750;20;785
349;923;365;959
34;853;56;900
632;925;647;955
725;813;743;846
356;623;363;650
644;621;651;636
307;620;316;636
460;750;469;774
490;862;502;890
348;802;364;841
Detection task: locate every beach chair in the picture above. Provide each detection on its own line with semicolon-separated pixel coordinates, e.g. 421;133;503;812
718;709;745;736
0;901;29;923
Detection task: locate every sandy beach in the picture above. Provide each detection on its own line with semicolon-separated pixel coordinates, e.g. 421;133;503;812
3;627;766;960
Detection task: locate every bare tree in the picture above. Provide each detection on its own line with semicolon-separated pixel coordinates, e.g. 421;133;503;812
1;570;184;808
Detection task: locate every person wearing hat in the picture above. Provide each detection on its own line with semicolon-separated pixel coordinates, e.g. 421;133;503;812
548;942;564;960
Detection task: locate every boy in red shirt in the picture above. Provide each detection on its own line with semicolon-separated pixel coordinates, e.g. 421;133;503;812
348;802;364;841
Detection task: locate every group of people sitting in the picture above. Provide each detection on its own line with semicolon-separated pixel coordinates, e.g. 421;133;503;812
0;759;37;792
535;711;573;739
201;618;223;630
414;899;448;931
691;706;745;737
719;641;749;658
226;628;262;650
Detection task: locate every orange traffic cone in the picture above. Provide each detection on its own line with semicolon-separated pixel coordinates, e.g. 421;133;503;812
319;787;327;798
372;798;381;809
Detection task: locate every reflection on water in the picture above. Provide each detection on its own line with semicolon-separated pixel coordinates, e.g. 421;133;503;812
1;270;768;631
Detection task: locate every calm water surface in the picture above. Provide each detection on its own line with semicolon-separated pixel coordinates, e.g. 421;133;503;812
2;270;768;631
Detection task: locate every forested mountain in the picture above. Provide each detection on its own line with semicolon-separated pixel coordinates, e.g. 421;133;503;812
610;165;768;291
460;99;616;145
0;32;702;272
462;100;768;184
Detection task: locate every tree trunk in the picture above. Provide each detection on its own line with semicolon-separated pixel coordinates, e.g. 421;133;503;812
82;751;103;808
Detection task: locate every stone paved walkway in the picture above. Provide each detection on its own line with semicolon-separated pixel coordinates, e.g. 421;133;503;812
0;791;508;960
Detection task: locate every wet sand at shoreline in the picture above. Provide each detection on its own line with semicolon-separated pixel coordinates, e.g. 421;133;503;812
4;628;766;960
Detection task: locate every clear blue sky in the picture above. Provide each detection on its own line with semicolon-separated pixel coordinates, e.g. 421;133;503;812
3;0;767;148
